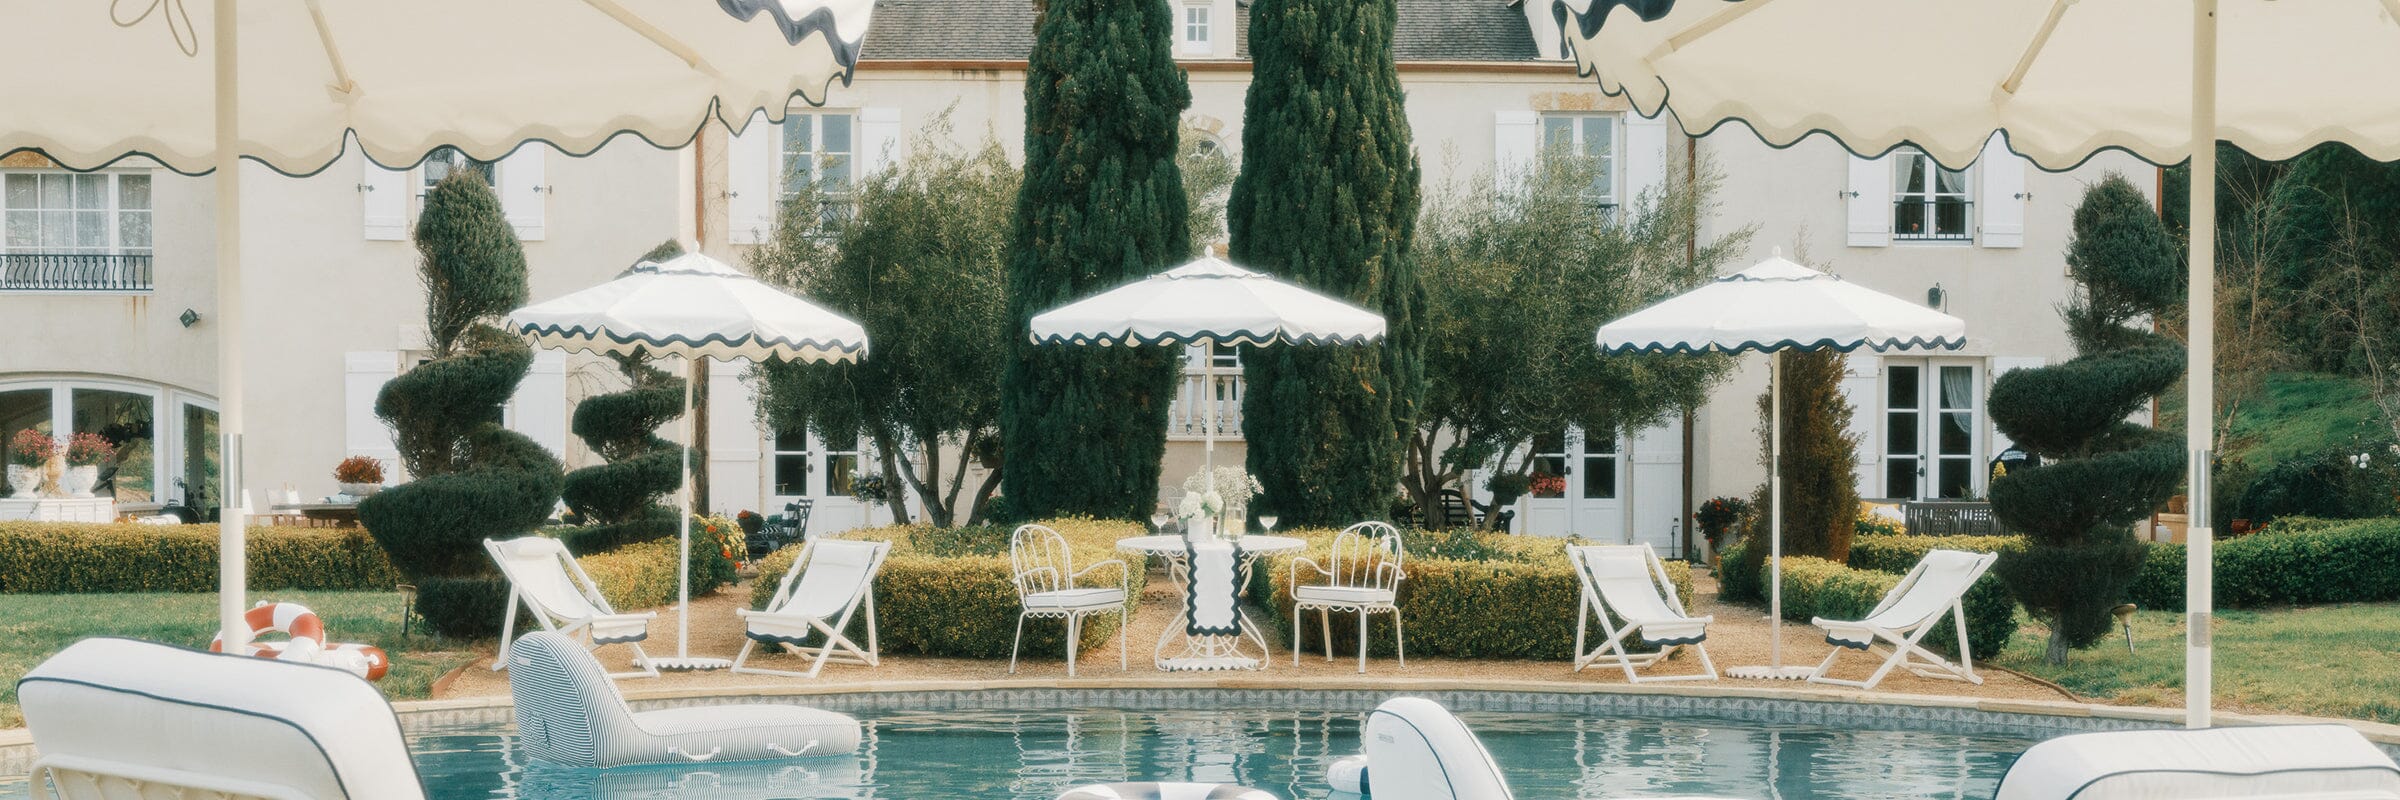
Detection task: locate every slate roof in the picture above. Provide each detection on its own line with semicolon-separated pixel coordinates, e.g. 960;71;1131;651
859;0;1541;63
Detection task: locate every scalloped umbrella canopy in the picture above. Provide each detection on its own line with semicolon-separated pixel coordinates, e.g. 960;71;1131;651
0;0;875;656
1596;252;1965;355
1029;256;1386;347
508;250;865;667
1029;255;1385;472
0;0;873;175
1598;251;1964;681
1556;0;2352;723
508;251;868;364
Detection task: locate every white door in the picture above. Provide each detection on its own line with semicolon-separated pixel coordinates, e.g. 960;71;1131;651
1518;427;1626;538
1881;359;1984;500
764;421;894;536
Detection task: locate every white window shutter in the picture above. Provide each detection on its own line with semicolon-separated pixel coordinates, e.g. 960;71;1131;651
1977;135;2027;248
1846;154;1893;247
497;146;548;241
508;349;568;459
705;366;764;515
343;351;403;481
1493;110;1538;193
728;109;783;246
1837;353;1882;497
1989;356;2047;454
1621;111;1669;215
360;159;411;241
860;107;903;178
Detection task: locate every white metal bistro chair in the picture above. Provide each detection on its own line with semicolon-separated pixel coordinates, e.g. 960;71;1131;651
733;538;891;678
1568;543;1716;683
1808;548;1998;690
486;536;659;679
1289;521;1406;672
1008;524;1129;677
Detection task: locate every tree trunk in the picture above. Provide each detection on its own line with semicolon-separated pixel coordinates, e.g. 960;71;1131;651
871;431;912;525
2045;626;2070;666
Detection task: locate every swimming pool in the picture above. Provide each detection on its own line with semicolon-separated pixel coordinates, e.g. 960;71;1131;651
1;705;2033;799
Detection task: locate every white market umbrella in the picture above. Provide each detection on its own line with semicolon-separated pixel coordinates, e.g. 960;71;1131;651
0;0;873;651
1600;251;1965;680
511;251;867;670
1557;0;2391;727
1028;255;1386;471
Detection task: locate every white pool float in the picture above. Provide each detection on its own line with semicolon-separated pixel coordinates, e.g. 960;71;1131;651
1055;783;1278;800
1996;725;2400;800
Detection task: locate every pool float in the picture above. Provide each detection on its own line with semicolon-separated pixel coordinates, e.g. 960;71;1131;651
1316;697;1511;800
209;601;391;681
1055;784;1278;800
1325;754;1369;795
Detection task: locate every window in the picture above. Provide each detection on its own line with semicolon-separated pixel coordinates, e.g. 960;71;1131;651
419;146;495;194
1530;431;1569;499
824;429;861;498
1580;434;1618;500
1540;114;1617;208
1892;148;1971;241
1885;361;1980;500
2;171;153;291
772;423;812;497
781;112;855;222
1182;5;1212;54
0;379;209;505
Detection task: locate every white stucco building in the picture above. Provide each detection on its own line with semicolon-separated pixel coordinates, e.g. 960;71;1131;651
0;0;2147;551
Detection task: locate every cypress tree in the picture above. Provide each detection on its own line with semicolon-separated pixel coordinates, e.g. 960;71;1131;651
998;0;1193;522
1231;0;1424;526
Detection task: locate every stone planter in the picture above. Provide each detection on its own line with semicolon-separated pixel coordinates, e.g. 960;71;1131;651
6;465;41;497
338;482;383;499
57;465;99;498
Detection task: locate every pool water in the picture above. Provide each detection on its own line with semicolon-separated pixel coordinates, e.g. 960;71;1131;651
5;707;2033;799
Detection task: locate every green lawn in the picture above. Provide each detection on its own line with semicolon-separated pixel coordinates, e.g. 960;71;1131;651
0;591;480;728
1994;602;2400;725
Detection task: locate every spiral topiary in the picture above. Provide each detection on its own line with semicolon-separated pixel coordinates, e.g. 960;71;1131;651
561;352;685;525
357;172;564;639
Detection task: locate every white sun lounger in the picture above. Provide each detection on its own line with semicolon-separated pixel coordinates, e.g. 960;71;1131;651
506;630;863;768
487;536;659;679
19;637;427;800
734;538;891;678
1995;725;2400;800
1569;543;1716;683
1808;548;1997;690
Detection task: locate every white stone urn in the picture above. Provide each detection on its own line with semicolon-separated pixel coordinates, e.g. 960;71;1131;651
5;464;40;497
337;482;383;500
58;465;99;498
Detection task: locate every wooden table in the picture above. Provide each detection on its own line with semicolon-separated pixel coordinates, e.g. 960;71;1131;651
273;502;361;527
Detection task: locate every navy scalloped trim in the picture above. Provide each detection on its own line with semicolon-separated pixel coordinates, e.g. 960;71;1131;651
1030;329;1383;348
1555;0;1689;40
1599;335;1965;356
1824;634;1872;652
512;322;869;360
1642;633;1706;647
746;630;815;646
591;632;649;645
719;0;864;69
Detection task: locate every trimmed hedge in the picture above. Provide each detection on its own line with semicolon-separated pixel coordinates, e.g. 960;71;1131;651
0;523;403;593
1257;530;1695;661
1717;534;2015;658
2129;517;2400;610
752;517;1147;659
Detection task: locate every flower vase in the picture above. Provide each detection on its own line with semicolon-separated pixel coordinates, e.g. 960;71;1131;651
1183;514;1217;545
58;466;99;498
5;465;39;498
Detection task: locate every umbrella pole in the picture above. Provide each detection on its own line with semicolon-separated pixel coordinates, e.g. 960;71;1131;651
213;0;250;655
2185;0;2218;730
1202;337;1216;473
1770;352;1783;669
654;356;728;671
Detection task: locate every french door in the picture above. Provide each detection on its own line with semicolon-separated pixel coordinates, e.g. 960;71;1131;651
1521;426;1623;538
1883;359;1982;500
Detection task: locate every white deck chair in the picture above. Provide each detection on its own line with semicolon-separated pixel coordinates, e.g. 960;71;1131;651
1290;521;1406;673
486;536;659;679
20;637;427;800
1569;543;1716;683
1808;548;1998;689
1008;523;1129;677
733;538;891;678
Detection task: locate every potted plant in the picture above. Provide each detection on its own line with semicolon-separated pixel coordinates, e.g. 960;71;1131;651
1695;495;1753;562
1177;465;1262;542
1486;472;1533;511
334;455;386;499
59;433;116;498
7;429;58;498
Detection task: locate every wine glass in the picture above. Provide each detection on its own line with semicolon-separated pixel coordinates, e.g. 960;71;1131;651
1152;511;1174;536
1259;514;1280;537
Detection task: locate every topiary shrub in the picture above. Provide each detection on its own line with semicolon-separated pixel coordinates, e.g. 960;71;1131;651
561;352;685;524
358;172;563;638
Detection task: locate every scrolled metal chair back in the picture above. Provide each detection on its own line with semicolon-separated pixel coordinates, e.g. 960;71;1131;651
1328;521;1404;592
1009;523;1074;600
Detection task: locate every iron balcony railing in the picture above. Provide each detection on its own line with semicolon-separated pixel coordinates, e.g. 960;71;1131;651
1892;198;1974;242
0;253;155;291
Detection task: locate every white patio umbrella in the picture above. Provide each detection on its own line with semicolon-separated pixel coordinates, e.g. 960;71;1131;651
1028;255;1386;472
510;250;868;670
0;0;873;651
1556;0;2396;727
1599;251;1965;680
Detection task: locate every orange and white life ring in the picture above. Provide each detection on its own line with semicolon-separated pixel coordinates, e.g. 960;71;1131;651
210;601;390;681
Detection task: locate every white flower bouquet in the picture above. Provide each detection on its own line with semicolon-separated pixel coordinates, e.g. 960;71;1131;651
1177;466;1263;541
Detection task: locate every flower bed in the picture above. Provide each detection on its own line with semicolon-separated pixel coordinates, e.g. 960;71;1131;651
751;517;1148;659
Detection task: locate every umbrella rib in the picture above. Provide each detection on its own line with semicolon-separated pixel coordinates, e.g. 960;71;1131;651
2386;0;2400;35
303;0;359;96
580;0;725;78
1999;0;2076;97
1658;0;1779;57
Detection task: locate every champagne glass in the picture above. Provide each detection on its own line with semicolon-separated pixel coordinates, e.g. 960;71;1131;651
1259;514;1280;536
1152;511;1174;536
